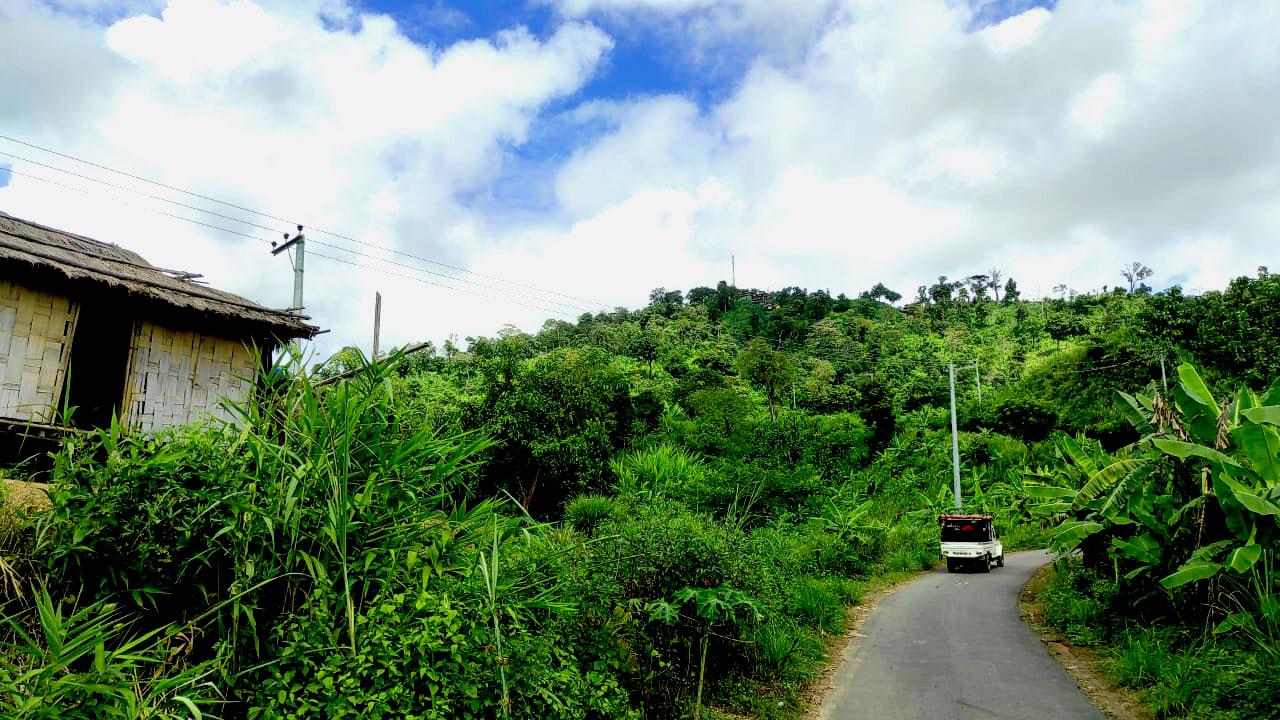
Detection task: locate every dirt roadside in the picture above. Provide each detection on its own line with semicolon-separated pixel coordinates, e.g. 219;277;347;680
1019;562;1154;720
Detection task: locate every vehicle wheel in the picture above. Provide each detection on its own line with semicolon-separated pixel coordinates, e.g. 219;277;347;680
980;554;991;573
946;558;958;573
996;554;1005;568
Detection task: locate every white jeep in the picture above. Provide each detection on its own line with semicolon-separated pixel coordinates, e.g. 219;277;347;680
939;514;1004;573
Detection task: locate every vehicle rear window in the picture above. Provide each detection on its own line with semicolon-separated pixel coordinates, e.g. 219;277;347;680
941;520;990;542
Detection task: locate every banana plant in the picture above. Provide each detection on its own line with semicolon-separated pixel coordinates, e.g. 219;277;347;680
1024;364;1280;591
1023;433;1150;560
1149;365;1280;588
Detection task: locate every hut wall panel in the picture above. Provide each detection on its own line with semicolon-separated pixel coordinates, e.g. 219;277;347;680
0;280;78;423
123;320;256;431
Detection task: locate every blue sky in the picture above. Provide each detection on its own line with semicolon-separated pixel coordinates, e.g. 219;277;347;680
358;0;1057;104
358;0;1057;224
361;1;696;99
354;0;1054;224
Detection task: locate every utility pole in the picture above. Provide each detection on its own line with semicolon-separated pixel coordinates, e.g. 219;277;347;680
731;254;736;288
271;226;305;311
372;292;382;360
948;362;962;511
1159;351;1167;391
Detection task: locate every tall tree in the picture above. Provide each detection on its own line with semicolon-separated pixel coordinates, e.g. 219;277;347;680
1121;261;1153;293
860;282;902;304
967;274;990;302
988;268;1004;301
1002;278;1021;304
736;337;795;421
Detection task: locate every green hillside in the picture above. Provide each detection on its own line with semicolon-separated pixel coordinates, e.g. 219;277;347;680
3;267;1278;719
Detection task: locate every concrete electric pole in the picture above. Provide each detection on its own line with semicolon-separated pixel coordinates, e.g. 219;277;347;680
271;225;305;311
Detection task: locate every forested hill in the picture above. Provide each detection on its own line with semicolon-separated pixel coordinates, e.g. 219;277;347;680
317;267;1279;515
12;267;1279;719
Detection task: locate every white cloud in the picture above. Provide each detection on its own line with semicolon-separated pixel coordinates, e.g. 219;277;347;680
550;0;840;64
0;0;611;359
3;0;1280;364
522;0;1280;305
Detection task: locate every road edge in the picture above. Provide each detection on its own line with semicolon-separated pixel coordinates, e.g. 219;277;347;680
800;566;939;720
1018;561;1154;720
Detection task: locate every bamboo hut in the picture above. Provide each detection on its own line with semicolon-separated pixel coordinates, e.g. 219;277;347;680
0;211;317;435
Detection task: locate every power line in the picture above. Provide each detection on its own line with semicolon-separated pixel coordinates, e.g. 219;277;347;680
0;165;272;245
304;238;597;314
0;149;289;237
1;165;596;315
306;250;576;319
0;133;617;309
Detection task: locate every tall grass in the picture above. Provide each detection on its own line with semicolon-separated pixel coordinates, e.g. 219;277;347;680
9;347;500;715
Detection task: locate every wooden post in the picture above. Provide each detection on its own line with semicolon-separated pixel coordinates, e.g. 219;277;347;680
372;292;382;360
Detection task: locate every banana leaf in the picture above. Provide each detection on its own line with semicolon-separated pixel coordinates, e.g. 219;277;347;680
1160;539;1234;589
1056;434;1097;477
1226;544;1262;573
1050;520;1104;552
1178;363;1218;411
1231;419;1280;484
1116;391;1154;435
1024;485;1078;500
1219;475;1280;516
1152;439;1245;469
1074;459;1145;510
1173;364;1220;445
1242;405;1280;426
1161;561;1221;589
1111;534;1161;565
1263;378;1280;407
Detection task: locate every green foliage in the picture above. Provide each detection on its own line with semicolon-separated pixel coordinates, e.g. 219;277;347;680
26;267;1280;719
611;444;709;500
1139;269;1280;387
476;346;635;514
989;398;1058;443
0;588;217;719
564;494;617;535
736;338;795;420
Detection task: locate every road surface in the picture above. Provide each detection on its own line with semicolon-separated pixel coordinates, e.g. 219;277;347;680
816;550;1103;720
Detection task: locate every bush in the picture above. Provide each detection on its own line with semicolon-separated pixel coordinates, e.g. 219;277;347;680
256;585;635;720
594;502;737;602
564;494;617;535
0;589;219;719
789;578;844;634
1042;563;1117;645
749;619;824;682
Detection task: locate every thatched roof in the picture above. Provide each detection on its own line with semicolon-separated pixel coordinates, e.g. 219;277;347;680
0;212;317;338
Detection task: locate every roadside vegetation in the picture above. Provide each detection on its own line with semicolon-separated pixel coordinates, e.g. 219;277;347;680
1030;355;1280;719
0;266;1276;718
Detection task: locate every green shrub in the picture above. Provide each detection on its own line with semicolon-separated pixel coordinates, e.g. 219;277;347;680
1042;563;1117;645
611;444;708;500
0;589;218;719
256;586;634;720
749;619;823;682
594;501;737;602
564;494;617;535
789;577;844;634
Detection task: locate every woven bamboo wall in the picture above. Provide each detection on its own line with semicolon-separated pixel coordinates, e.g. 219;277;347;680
122;320;257;431
0;280;79;423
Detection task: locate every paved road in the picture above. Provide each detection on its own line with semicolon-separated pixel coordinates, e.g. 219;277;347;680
816;550;1103;720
